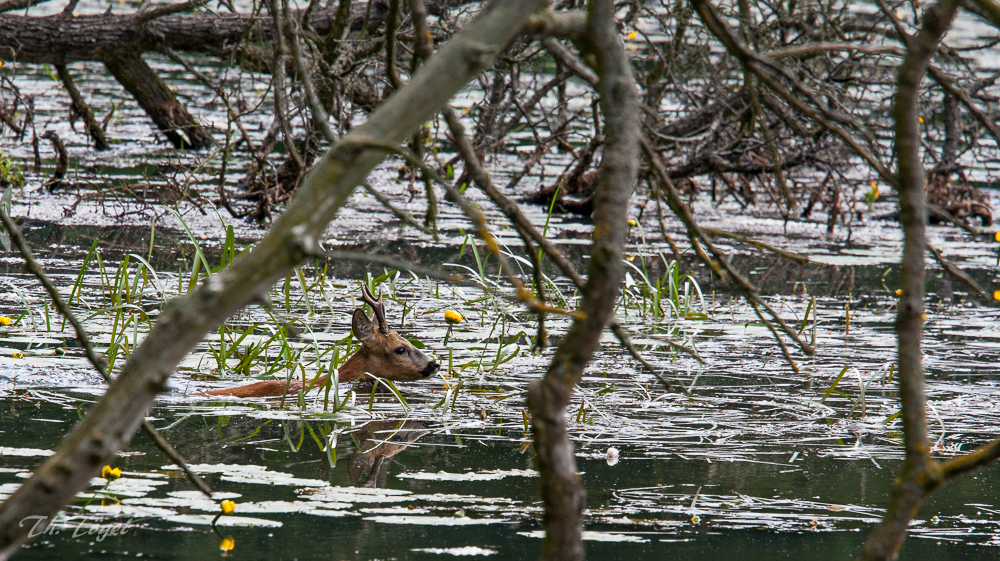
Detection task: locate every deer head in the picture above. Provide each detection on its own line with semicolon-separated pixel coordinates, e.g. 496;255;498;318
349;285;440;382
198;285;439;398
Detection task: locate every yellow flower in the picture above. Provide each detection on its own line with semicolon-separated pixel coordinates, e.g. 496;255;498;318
627;31;638;40
220;500;236;514
870;182;879;198
994;290;1000;301
11;352;22;359
994;231;1000;242
0;316;10;326
101;465;122;481
444;310;463;325
627;219;638;227
895;289;902;296
918;117;924;124
219;537;235;551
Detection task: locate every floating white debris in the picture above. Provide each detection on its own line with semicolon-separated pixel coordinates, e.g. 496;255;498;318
164;514;283;528
236;500;350;514
0;482;22;500
519;531;650;543
123;497;219;512
121;470;166;478
411;546;497;556
74;477;169;498
83;504;178;518
161;463;329;487
606;447;620;466
301;486;411;504
408;493;516;505
302;508;357;517
167;490;241;500
0;447;53;457
397;469;537;482
361;507;431;515
365;515;508;526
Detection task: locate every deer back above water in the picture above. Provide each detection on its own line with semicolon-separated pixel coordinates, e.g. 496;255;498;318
199;286;439;398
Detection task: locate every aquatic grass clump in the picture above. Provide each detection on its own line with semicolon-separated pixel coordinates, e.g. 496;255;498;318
622;254;707;321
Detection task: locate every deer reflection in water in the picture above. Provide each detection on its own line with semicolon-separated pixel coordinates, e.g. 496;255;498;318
347;420;430;487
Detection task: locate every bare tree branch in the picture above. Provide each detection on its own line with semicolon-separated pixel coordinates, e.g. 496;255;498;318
857;1;963;558
528;2;641;557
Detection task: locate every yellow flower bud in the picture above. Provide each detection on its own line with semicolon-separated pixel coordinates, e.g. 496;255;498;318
918;117;925;124
895;289;902;296
444;310;463;325
219;537;235;551
102;466;122;481
994;290;1000;301
627;219;638;227
221;500;236;514
994;231;1000;242
11;352;22;359
0;316;10;326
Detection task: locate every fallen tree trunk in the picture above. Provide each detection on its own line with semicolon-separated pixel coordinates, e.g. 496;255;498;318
0;0;441;64
104;53;214;149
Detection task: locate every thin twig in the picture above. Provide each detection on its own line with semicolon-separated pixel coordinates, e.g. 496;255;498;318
361;181;435;236
324;250;579;317
925;240;989;300
703;227;811;265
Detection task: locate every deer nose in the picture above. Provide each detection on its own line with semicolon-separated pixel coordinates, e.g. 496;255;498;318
422;361;440;377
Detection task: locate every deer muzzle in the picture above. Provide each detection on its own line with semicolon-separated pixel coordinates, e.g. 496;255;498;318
422;361;441;377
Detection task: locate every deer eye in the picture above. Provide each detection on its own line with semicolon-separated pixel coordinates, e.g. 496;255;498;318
394;347;407;355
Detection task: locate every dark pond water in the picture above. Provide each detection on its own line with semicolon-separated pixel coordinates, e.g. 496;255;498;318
2;215;1000;560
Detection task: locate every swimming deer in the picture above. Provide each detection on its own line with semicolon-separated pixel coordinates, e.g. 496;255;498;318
199;286;440;398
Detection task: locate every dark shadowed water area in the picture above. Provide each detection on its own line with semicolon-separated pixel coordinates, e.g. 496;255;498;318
3;2;1000;560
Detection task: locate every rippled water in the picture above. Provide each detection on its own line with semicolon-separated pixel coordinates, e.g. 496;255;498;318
1;217;1000;559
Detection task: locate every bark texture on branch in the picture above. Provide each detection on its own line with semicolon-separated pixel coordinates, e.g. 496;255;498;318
0;0;546;556
855;1;961;559
527;1;640;559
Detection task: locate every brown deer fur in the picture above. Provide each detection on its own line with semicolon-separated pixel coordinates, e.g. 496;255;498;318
198;287;439;398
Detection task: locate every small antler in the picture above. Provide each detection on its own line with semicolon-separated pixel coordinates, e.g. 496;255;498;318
361;284;389;334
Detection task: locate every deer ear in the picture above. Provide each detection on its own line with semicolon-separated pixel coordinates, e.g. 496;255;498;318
352;308;374;343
